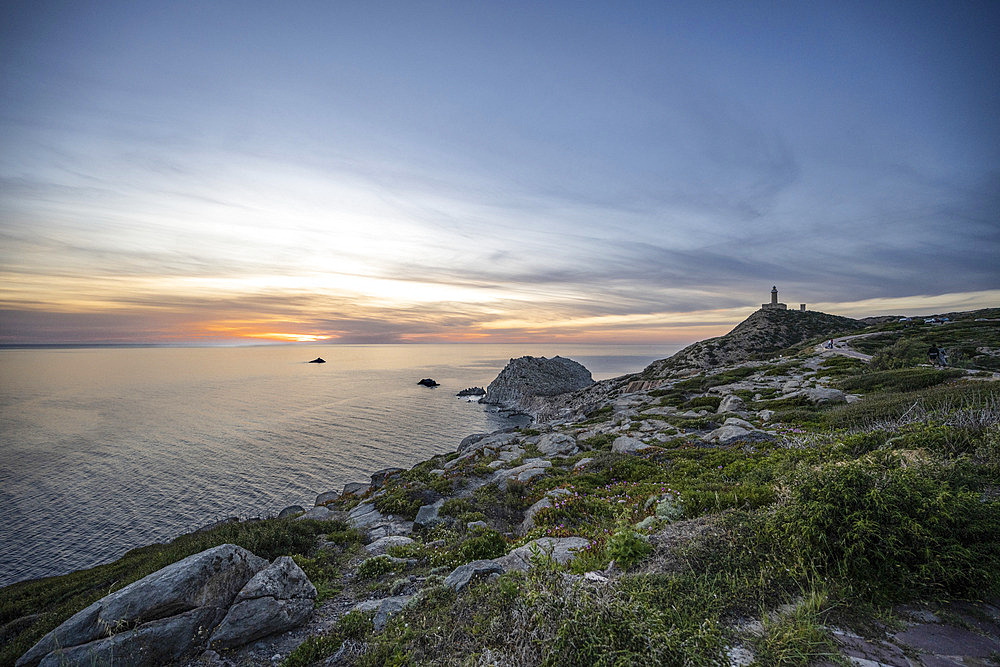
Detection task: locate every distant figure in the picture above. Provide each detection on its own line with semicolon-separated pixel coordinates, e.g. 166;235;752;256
825;339;834;349
938;347;948;367
927;345;939;366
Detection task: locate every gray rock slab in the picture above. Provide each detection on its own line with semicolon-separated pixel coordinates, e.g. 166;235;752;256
209;595;313;650
296;506;334;521
278;505;306;518
414;499;445;527
574;457;594;470
444;560;504;593
365;536;415;556
495;537;590;572
342;482;370;497
717;395;745;413
347;502;385;529
36;606;224;667
894;623;999;657
315;491;339;506
351;595;412;631
536;432;578;457
98;544;266;629
784;387;847;404
612;436;651;454
723;417;754;429
364;519;414;541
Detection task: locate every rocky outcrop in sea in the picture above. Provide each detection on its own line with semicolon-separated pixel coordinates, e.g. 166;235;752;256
481;356;594;416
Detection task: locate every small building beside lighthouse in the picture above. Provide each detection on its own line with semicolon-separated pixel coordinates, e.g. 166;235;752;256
761;286;788;310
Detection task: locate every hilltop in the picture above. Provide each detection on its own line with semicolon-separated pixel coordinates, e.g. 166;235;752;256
645;308;865;376
3;309;999;666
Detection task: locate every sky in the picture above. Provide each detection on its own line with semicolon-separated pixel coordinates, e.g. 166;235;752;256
1;1;998;345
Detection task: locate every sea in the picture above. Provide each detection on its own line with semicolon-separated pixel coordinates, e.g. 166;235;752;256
0;343;681;588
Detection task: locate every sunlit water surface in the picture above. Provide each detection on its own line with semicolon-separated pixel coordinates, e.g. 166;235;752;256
0;343;680;586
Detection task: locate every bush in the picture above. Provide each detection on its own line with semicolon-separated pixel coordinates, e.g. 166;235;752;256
837;367;963;393
685;395;722;410
767;451;1000;602
357;555;400;580
605;527;652;569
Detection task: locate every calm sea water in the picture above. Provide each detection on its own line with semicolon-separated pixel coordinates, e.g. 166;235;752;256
0;343;679;587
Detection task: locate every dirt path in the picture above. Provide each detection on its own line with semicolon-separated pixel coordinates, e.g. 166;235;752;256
814;332;881;362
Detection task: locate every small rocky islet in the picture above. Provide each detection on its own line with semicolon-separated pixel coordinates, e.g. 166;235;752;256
7;307;1000;666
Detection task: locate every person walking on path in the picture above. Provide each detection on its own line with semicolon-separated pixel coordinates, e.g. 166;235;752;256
928;344;940;366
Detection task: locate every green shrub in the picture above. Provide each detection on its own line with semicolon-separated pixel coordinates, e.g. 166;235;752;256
836;367;963;393
685;395;722;410
605;527;652;569
357;555;400;580
767;451;1000;602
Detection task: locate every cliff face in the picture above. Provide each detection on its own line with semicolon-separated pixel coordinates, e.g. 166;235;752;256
482;356;594;415
644;309;864;377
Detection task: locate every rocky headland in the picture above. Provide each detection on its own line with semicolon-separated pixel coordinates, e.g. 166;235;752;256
4;308;1000;666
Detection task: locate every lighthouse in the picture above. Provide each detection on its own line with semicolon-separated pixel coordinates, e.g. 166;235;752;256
761;286;788;310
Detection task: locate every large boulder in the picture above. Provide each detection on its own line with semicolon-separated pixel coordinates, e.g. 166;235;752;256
536;432;578;457
612;436;651;454
481;356;594;415
209;557;316;649
717;395;745;413
496;537;590;572
18;544;267;667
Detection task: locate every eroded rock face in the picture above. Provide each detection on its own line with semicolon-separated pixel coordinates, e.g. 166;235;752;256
482;356;594;415
18;544;268;667
209;557;316;649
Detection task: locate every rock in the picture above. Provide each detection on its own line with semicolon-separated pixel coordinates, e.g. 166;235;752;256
459;431;518;455
466;521;488;530
612;436;651;454
495;537;591;572
417;378;439;387
784;387;847;404
34;607;224;667
370;468;405;490
497;447;525;462
364;536;415;555
536;432;578;457
414;499;445;527
209;557;316;649
723;417;754;429
307;358;326;364
444;559;504;593
574;457;594;470
717;395;745;413
278;505;306;518
351;596;412;631
520;498;553;534
757;409;775;422
347;502;385;529
705;424;750;443
481;356;594;415
456;387;486;397
315;491;339;506
492;458;552;488
342;482;370;497
296;506;334;521
18;545;267;667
